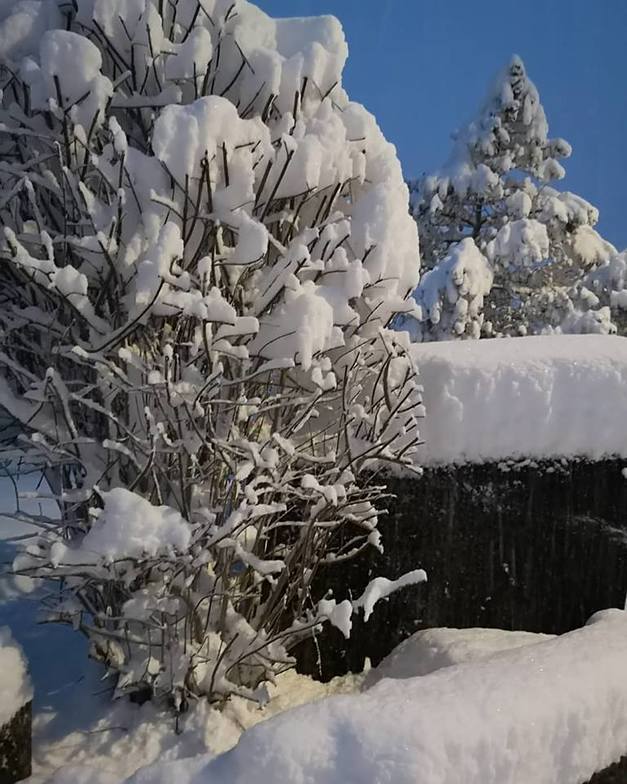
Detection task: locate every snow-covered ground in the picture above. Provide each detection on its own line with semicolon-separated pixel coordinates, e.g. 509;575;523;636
28;668;364;784
413;334;627;465
125;609;627;784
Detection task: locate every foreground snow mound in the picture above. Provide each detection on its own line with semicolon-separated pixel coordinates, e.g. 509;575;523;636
363;626;553;687
0;626;32;725
24;664;362;783
413;334;627;465
128;609;627;784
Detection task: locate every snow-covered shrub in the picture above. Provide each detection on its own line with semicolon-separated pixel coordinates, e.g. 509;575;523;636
0;0;423;706
403;55;614;339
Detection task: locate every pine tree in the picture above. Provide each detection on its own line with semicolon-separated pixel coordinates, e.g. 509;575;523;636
406;56;614;339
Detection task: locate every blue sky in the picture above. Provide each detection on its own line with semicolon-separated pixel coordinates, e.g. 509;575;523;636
259;0;627;249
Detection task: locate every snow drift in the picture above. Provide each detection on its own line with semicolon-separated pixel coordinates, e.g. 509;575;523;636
126;609;627;784
363;626;553;687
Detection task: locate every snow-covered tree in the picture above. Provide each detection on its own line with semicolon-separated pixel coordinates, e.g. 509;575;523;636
0;0;424;707
406;55;615;339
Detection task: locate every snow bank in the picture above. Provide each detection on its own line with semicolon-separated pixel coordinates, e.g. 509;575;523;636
363;626;553;687
0;626;32;726
127;609;627;784
26;668;363;784
412;334;627;465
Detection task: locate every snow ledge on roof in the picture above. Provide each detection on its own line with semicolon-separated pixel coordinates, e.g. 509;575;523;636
411;334;627;466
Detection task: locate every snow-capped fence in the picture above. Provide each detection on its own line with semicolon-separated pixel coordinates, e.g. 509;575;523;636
0;629;32;784
298;336;627;678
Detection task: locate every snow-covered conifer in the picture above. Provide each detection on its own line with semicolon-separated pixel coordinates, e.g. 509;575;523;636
0;0;423;706
406;55;614;338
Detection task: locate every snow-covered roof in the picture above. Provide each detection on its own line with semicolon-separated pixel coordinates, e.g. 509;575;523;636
412;334;627;465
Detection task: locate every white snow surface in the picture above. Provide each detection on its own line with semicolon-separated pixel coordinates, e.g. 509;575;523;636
363;626;553;687
487;218;550;270
55;488;193;563
30;668;363;784
126;609;627;784
0;625;32;726
412;334;627;465
87;488;192;559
